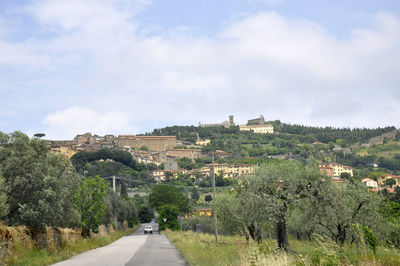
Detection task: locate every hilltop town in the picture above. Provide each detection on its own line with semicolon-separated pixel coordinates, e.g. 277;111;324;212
44;115;400;193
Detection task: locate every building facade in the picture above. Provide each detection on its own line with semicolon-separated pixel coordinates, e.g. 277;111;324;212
239;124;274;134
199;115;235;128
116;135;177;152
319;163;353;178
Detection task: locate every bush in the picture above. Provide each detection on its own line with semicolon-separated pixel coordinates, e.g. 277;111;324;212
158;205;180;231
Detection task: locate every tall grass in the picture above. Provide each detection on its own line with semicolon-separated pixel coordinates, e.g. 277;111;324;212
3;226;138;266
164;231;400;266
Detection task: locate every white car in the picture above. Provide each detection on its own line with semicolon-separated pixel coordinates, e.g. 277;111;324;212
144;225;153;234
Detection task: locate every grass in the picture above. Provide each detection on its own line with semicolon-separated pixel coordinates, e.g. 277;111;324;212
356;140;400;158
164;231;400;266
4;225;139;266
164;230;246;266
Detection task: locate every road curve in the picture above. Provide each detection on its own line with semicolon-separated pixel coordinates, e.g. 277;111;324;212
52;223;187;266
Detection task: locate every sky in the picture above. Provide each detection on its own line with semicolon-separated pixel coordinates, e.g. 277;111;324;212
0;0;400;139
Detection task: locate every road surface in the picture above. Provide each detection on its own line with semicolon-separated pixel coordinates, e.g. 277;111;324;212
52;223;187;266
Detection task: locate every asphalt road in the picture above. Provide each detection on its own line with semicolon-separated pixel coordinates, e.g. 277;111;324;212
52;223;187;266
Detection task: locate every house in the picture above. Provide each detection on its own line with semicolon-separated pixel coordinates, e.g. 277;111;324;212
377;174;400;187
197;208;212;216
130;150;161;165
211;163;255;178
195;139;211;146
362;178;378;188
319;163;353;178
49;144;78;158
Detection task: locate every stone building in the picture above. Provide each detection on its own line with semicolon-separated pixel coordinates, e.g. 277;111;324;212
239;115;274;134
167;149;203;160
116;135;177;152
199;115;235;128
247;115;265;125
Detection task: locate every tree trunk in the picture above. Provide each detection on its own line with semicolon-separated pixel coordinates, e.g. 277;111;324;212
253;220;262;244
307;230;313;241
247;221;262;243
337;224;346;247
275;215;292;252
247;224;255;241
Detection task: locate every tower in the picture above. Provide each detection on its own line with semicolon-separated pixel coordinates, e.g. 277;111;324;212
229;115;234;125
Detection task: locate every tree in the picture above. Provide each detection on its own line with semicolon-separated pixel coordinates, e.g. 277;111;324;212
74;176;108;237
139;145;148;151
158;204;180;231
310;180;382;246
148;184;190;214
340;172;351;180
138;206;154;223
0;131;81;230
205;194;213;202
0;173;8;218
384;178;396;188
239;160;323;251
33;133;45;139
191;188;200;201
120;182;128;199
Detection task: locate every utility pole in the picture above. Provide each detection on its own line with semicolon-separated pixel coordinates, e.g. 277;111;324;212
112;175;116;192
211;151;218;244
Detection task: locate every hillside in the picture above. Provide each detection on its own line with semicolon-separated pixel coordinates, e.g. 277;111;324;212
147;121;400;175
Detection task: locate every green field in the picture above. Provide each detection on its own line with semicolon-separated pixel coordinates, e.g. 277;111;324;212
164;230;400;266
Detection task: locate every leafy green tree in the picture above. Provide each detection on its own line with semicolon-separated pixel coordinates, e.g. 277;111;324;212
310;180;382;246
0;173;8;218
158;204;180;231
217;194;249;237
120;182;128;199
119;197;139;227
204;194;213;202
148;184;190;214
239;160;323;251
102;188;122;226
138;206;153;223
139;145;148;151
384;178;396;188
215;171;225;187
33;133;45;138
74;176;108;237
0;131;80;229
340;172;351;180
191;188;200;201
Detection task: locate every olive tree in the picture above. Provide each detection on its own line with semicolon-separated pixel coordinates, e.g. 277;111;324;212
74;176;108;237
239;160;323;251
310;180;383;246
0;131;81;229
0;173;8;218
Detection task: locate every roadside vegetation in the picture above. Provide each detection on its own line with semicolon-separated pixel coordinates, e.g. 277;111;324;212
4;226;138;266
0;131;151;264
165;230;400;266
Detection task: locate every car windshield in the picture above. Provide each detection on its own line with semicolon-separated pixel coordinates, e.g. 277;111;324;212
145;226;152;229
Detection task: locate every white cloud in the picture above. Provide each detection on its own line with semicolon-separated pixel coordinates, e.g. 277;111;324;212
42;106;138;139
1;2;400;137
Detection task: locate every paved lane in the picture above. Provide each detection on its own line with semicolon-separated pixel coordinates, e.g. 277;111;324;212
126;233;187;266
52;223;186;266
